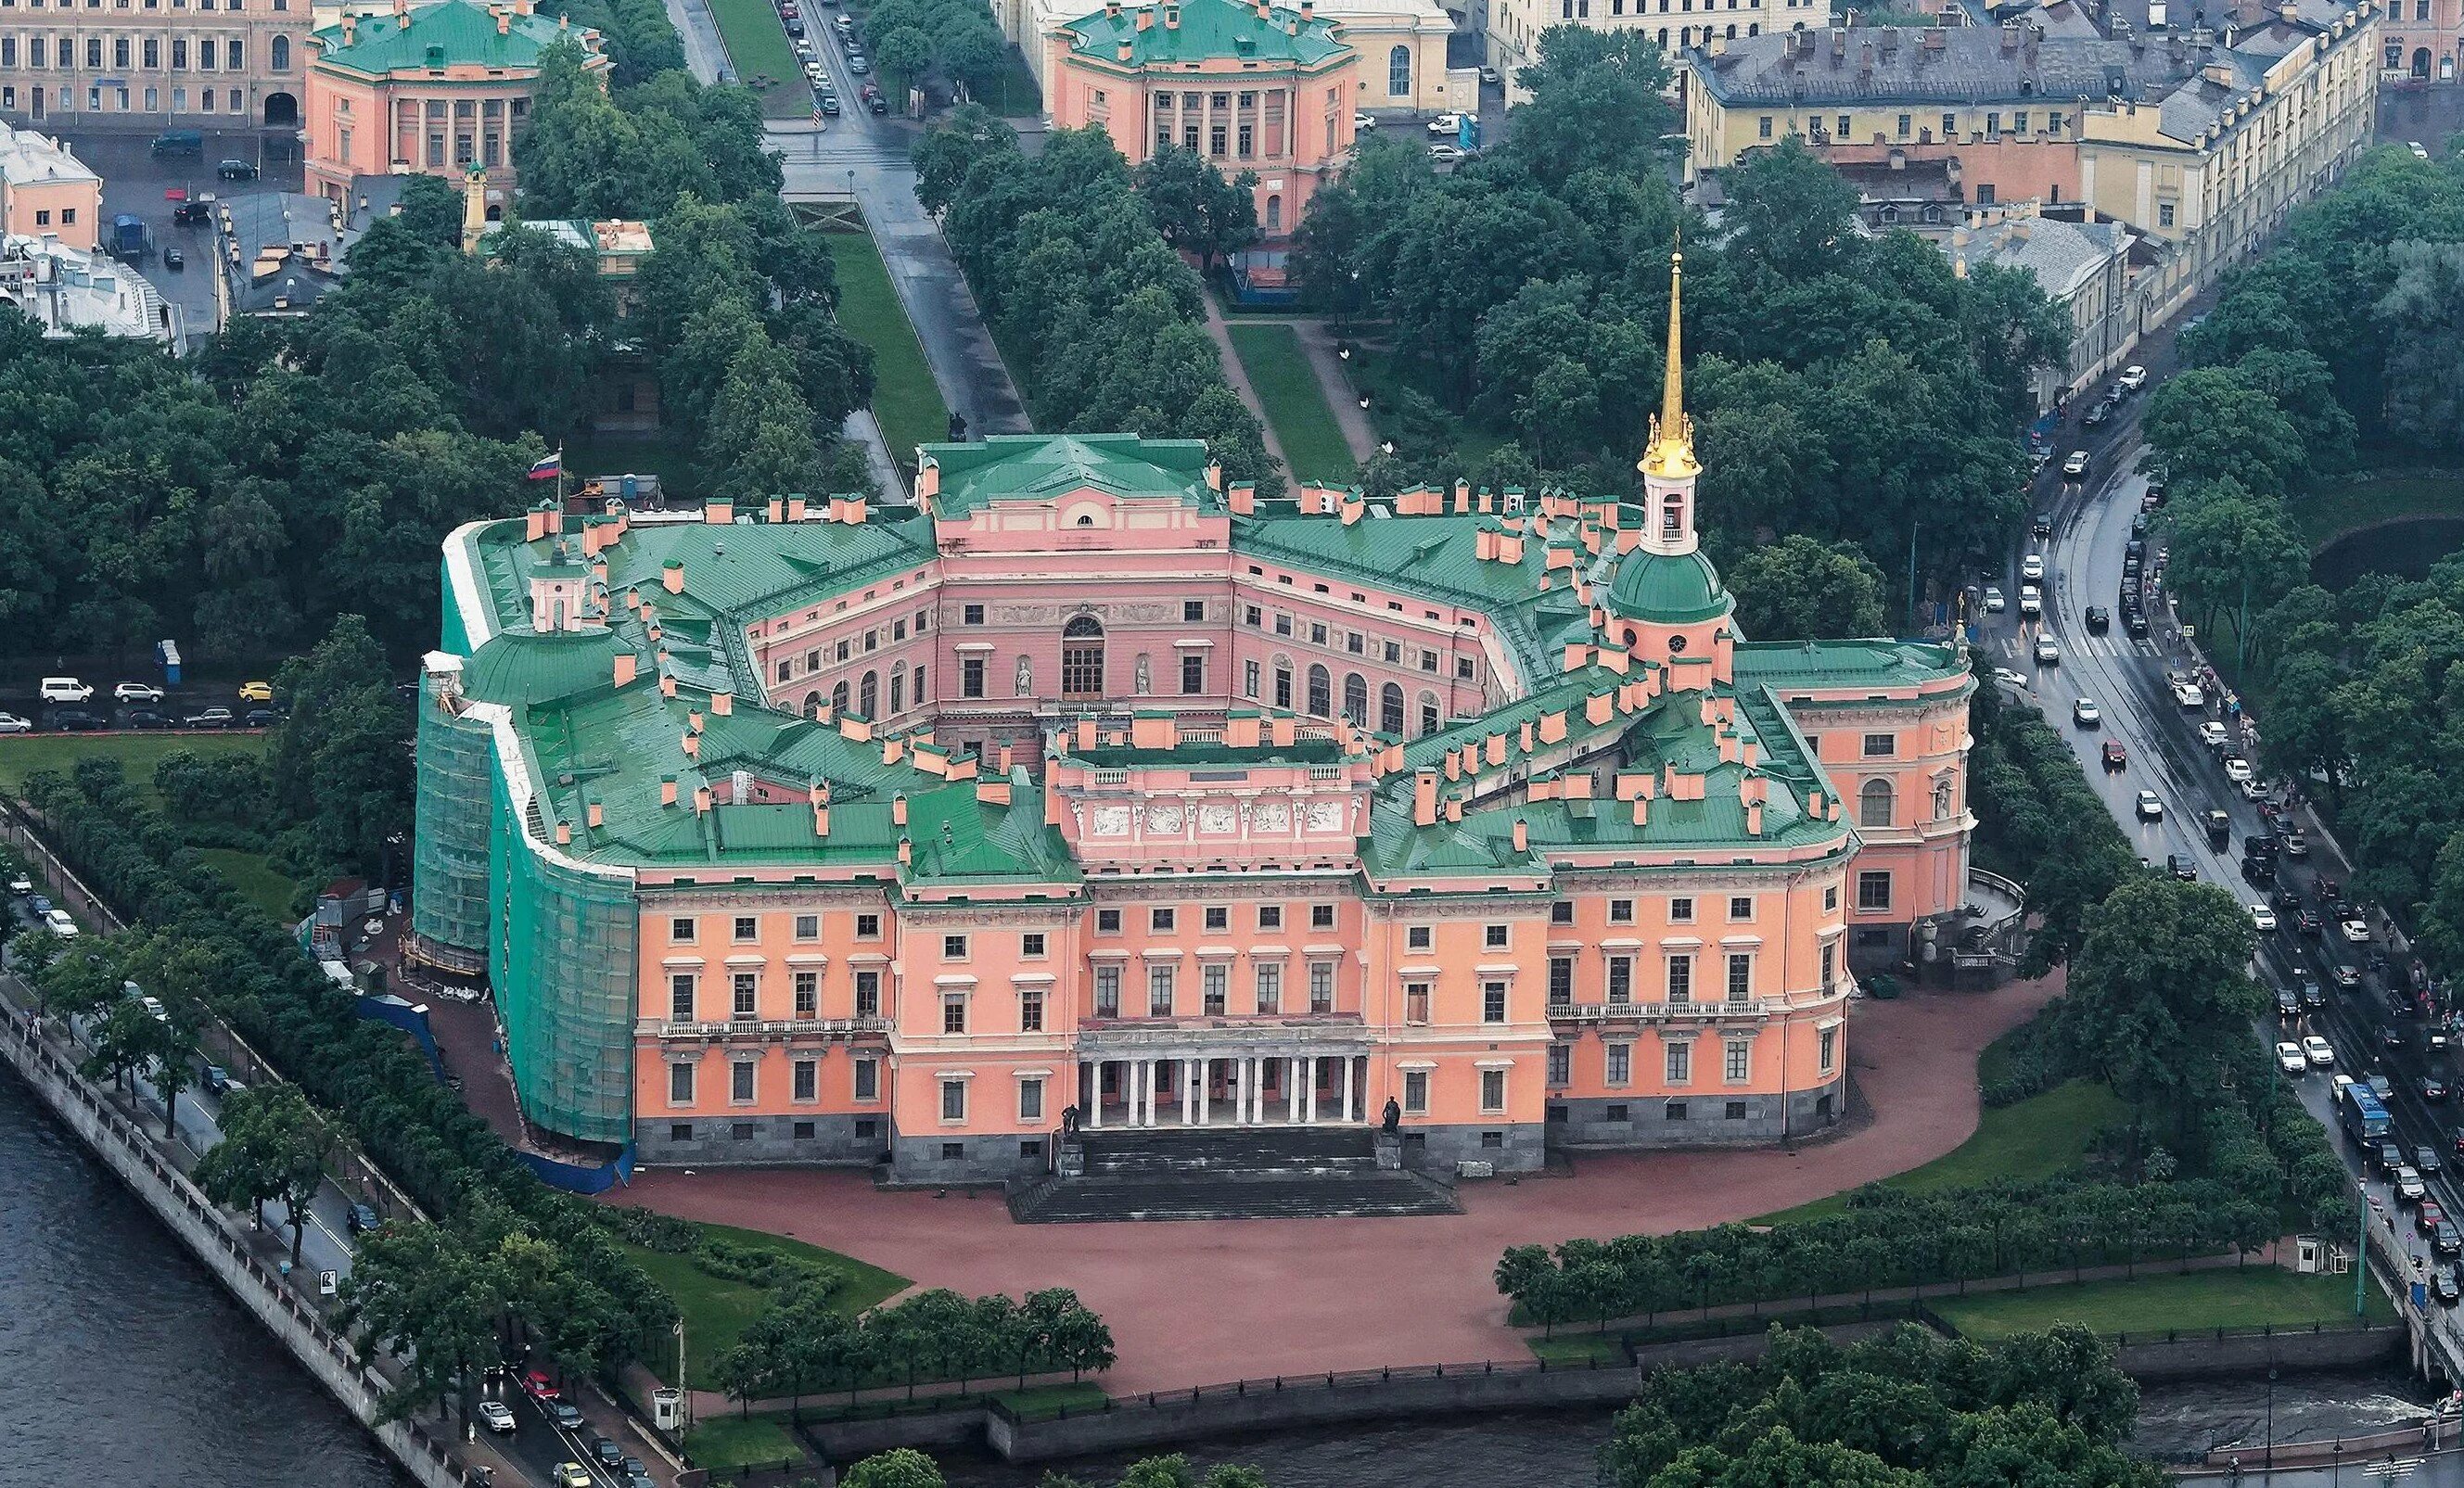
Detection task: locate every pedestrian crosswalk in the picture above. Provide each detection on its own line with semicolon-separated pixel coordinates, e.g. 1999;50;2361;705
1993;632;2161;662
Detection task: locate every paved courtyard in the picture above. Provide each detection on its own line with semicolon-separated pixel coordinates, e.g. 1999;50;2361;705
615;973;2061;1393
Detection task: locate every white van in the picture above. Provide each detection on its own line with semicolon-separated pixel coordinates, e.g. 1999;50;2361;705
38;678;92;703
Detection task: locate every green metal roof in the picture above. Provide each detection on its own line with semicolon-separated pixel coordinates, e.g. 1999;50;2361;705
459;628;637;709
1731;637;1971;691
1056;0;1348;68
312;0;572;74
1606;548;1731;626
920;434;1218;520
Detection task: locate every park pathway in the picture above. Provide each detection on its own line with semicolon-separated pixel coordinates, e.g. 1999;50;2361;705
1285;317;1379;464
1201;297;1291;476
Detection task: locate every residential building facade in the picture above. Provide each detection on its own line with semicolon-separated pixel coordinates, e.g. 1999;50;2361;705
1491;0;1832;101
301;0;606;205
411;265;1975;1185
0;125;96;248
1950;205;2138;407
0;0;305;128
2380;0;2460;80
1044;0;1359;235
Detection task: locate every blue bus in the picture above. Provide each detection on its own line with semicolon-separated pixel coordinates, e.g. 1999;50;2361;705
2340;1083;2391;1145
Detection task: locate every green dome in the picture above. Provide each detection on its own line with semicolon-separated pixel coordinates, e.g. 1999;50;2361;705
461;628;636;707
1608;548;1731;626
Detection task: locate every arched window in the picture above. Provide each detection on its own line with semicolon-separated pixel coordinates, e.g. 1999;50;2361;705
1076;513;1096;526
1307;664;1332;718
1062;614;1105;696
1380;681;1405;737
1418;691;1439;736
859;670;879;719
270;34;289;70
1858;779;1895;828
1264;193;1283;232
1387;44;1411;97
2415;45;2433;77
1342;672;1368;726
805;692;825;720
831;680;849;716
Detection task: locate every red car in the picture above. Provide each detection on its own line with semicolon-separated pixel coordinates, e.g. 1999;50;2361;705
2424;1200;2447;1234
2101;740;2126;771
521;1369;560;1402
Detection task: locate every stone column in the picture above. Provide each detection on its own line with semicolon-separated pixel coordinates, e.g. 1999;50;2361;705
1146;1060;1160;1126
1287;1057;1302;1124
1087;1061;1103;1129
1181;1059;1197;1126
1303;1055;1319;1125
1199;1058;1213;1126
1136;1060;1153;1127
1244;1056;1259;1125
1341;1054;1356;1124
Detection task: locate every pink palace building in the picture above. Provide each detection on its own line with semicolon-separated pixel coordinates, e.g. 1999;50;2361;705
410;261;1976;1198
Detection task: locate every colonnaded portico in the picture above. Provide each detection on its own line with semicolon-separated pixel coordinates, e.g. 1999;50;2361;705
1075;1023;1372;1130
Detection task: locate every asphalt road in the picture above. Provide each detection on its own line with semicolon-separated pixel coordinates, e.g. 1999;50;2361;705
0;679;283;733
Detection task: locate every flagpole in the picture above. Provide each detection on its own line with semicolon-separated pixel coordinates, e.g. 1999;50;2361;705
556;442;567;509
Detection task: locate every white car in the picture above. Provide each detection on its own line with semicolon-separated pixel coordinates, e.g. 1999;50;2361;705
2117;365;2149;392
2072;697;2100;728
2062;450;2091;479
42;908;76;937
2135;790;2164;820
0;712;29;734
2172;679;2205;708
113;681;164;704
2021;553;2046;581
2250;903;2279;933
2331;1073;2357;1098
2034;636;2061;666
2275;1040;2307;1075
1352;111;1378;131
1426;111;1470;135
2343;918;2371;944
1982;585;2006;614
2411;140;2432;159
2018;591;2042;618
37;677;91;704
1427;143;1466;164
2304;1035;2336;1069
2198;720;2228;749
2222;756;2253;784
1992;668;2029;691
479;1400;517;1433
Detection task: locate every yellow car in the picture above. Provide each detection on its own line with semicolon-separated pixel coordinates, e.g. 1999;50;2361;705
236;680;274;703
555;1465;592;1488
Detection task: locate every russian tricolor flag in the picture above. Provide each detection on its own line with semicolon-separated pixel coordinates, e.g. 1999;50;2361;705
526;451;563;481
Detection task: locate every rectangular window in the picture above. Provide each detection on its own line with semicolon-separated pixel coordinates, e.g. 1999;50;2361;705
730;973;758;1019
671;916;696;943
854;970;880;1018
1726;1100;1748;1121
941;1080;967;1122
1608;898;1634;924
1550;900;1575;926
1862;732;1896;757
1019;987;1043;1031
669;974;696;1023
1484;923;1509;950
943;934;969;960
1255;962;1282;1014
1896;111;1910;137
733;915;757;942
1403;1070;1428;1114
2159;203;2177;228
1204;962;1228;1014
942;994;967;1034
1309;961;1334;1013
1406;923;1430;950
1480;1068;1505;1113
1942;112;1957;138
1151;907;1176;933
1820;941;1837;992
1858;871;1893;911
1204;907;1229;932
1094;964;1121;1017
1758;115;1772;139
1728;896;1754;921
1405;981;1430;1024
853;1057;878;1100
1019;1076;1045;1123
1548;1043;1571;1086
1097;908;1122;934
793;1059;817;1101
1725;1040;1753;1083
1606;1042;1631;1086
1482;981;1507;1024
1547;957;1573;1008
962;657;986;697
1259;905;1283;930
1182;600;1206;621
1243;659;1260;697
793;913;819;940
1181;653;1205;694
1147;964;1174;1017
1021;932;1047;959
669;1062;695;1104
731;1061;755;1103
1666;955;1692;1004
1666;1042;1692;1085
1607;957;1633;1005
794;971;817;1016
963;603;985;625
1669;897;1694;922
1311;903;1335;931
1727;954;1753;1001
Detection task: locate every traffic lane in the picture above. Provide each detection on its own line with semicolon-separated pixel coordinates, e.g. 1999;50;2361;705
495;1386;631;1488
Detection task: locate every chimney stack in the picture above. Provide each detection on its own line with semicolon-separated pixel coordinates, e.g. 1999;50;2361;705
612;651;637;689
1412;769;1438;826
893;792;909;827
661;560;683;594
661;775;679;808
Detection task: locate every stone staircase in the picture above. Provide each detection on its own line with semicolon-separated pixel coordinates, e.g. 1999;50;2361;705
1008;1126;1460;1223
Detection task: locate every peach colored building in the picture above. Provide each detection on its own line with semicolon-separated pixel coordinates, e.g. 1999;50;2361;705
0;128;98;251
1045;0;1358;235
301;0;606;207
412;261;1975;1188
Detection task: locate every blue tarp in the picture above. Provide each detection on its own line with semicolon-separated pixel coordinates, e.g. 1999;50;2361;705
518;1145;634;1194
355;993;447;1081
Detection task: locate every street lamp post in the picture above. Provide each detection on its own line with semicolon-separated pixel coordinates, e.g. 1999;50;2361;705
2265;1365;2278;1470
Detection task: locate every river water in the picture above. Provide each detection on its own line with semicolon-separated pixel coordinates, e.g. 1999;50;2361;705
0;1055;2439;1488
0;1066;406;1488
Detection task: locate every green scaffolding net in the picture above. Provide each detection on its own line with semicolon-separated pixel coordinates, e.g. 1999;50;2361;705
490;764;639;1146
410;678;495;965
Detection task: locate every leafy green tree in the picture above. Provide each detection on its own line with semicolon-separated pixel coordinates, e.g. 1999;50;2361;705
2139;368;2304;497
195;1081;333;1261
1721;138;1862;286
841;1449;946;1488
1726;536;1886;641
2159;478;2310;665
341;1220;507;1427
1134;146;1259;273
2062;876;2263;1136
873;24;935;95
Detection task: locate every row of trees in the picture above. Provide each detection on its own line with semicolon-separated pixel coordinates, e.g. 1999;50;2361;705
1289;29;2065;604
710;1285;1115;1414
843;1448;1266;1488
1597;1323;2161;1488
859;0;1013;103
1965;684;2138;976
20;758;678;1415
915;115;1277;492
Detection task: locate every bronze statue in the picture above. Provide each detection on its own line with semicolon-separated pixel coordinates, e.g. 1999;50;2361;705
1381;1097;1400;1136
1060;1103;1080;1135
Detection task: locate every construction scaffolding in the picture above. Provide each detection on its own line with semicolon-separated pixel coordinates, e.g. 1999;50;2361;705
408;670;494;974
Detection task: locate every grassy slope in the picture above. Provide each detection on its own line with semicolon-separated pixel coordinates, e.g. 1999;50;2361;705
198;847;305;921
706;0;810;116
0;731;268;804
822;230;951;473
1225;324;1357;482
683;1414;803;1473
622;1220;909;1390
1932;1267;2394;1341
2290;472;2464;548
1757;1078;2129;1225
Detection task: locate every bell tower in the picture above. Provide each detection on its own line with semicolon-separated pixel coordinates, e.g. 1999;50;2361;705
1637;249;1700;558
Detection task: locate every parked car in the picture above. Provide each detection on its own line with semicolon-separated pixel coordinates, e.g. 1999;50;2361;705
478;1400;517;1433
2426;1199;2448;1231
865;91;888;113
1352;111;1377;131
2124;608;2150;638
42;908;77;936
184;706;234;730
2435;1267;2459;1307
243;708;277;728
38;677;92;703
551;1402;585;1431
2083;398;2113;427
2135;790;2164;821
202;1064;235;1094
51;710;106;731
2117;364;2149;392
1425;111;1471;135
2434;1220;2463;1258
2165;855;2198;882
1427;143;1466;164
2301;1034;2335;1068
520;1368;560;1401
0;713;29;733
2250;903;2279;933
2285;831;2310;858
847;53;870;72
236;680;274;703
215;159;259;180
2062;450;2090;479
817;93;840;115
1982;584;2006;614
123;708;169;730
593;1438;626;1469
114;681;164;703
555;1465;592;1488
2334;964;2362;989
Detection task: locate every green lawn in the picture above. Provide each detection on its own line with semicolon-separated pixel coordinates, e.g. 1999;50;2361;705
1932;1267;2393;1342
566;428;701;498
198;847;306;922
621;1220;909;1390
1225;324;1358;482
706;0;811;116
1757;1078;2128;1225
2290;471;2464;548
822;229;951;474
683;1414;805;1474
0;731;267;806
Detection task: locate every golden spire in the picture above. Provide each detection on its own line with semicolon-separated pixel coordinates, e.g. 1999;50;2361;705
1640;247;1699;482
